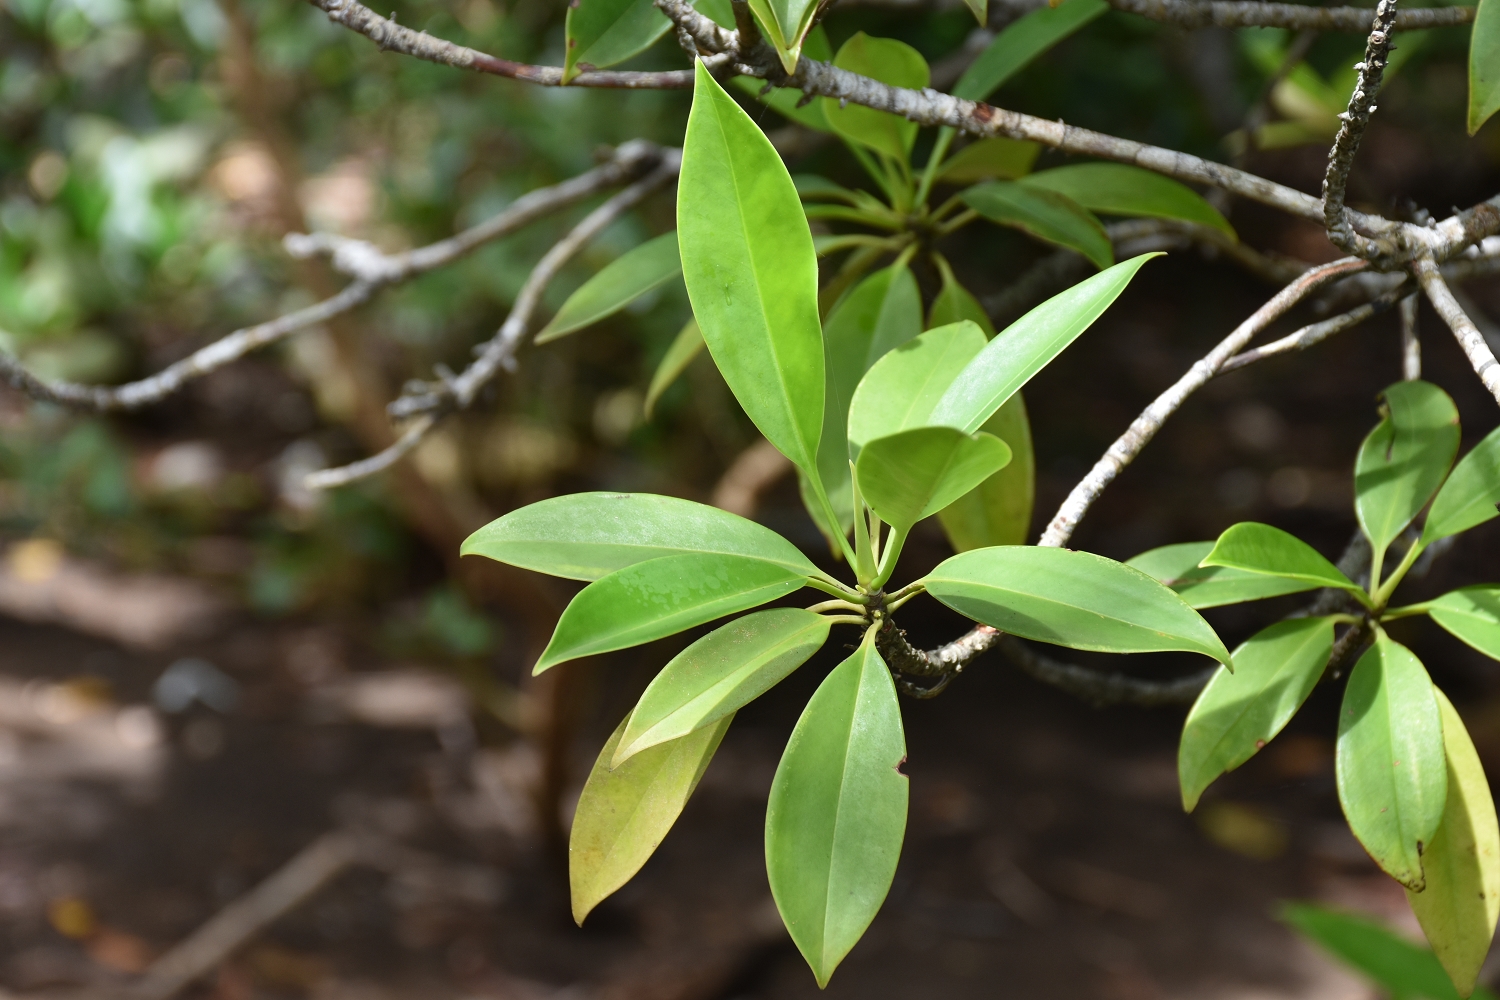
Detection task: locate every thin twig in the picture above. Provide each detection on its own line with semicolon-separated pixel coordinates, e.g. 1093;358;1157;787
1414;255;1500;405
1218;282;1408;373
130;833;360;1000
0;146;665;412
307;0;701;87
1322;0;1400;262
307;158;681;489
1105;0;1470;31
1399;293;1421;380
1039;257;1368;548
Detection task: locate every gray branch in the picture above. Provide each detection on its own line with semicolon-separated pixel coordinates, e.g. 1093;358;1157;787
306;0;701;88
306;156;682;489
1218;281;1410;373
0;144;666;412
1039;257;1369;548
1415;255;1500;406
1322;0;1401;262
1106;0;1471;31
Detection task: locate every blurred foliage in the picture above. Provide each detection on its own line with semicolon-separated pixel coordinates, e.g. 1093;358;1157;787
0;0;1488;615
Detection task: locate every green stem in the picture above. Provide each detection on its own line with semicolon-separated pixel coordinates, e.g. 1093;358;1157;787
805;575;866;601
936;209;980;236
847;143;898;206
806;599;868;614
824;615;871;627
884;586;924;614
1372;536;1425;610
850;464;876;588
915;127;956;212
1380;603;1432;621
872;524;909;590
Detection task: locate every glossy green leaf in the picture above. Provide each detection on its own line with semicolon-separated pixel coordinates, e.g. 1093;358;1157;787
939;394;1035;550
461;492;821;581
613;609;830;766
730;27;833;131
927;254;1160;434
1406;688;1500;998
766;630;907;987
1428;586;1500;661
1200;522;1365;600
938;137;1042;183
847;321;987;453
1423;424;1500;544
746;0;819;73
924;546;1231;664
680;61;825;476
823;33;930;161
563;0;671;83
537;232;681;343
644;318;705;419
535;552;809;673
1471;0;1500;135
1178;617;1335;812
1355;380;1461;562
1282;903;1493;1000
816;263;924;534
1021;163;1234;238
952;0;1107;102
855;427;1012;532
963;181;1112;268
570;712;731;924
1337;635;1447;890
927;256;996;336
1127;540;1321;608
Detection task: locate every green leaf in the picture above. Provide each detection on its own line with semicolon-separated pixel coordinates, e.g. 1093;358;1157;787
953;0;1107;102
1127;540;1322;609
680;62;825;476
924;546;1231;664
963;181;1113;268
938;393;1036;550
1423;424;1500;544
927;256;996;336
730;27;833;131
1281;903;1492;1000
816;263;924;535
1355;380;1461;562
926;254;1160;434
613;608;830;766
1406;688;1500;998
570;712;731;924
855;427;1013;532
1021;163;1234;239
962;0;986;25
922;273;1035;549
644;317;704;419
461;492;821;581
937;137;1042;183
847;320;988;453
1428;586;1500;661
1337;635;1447;890
747;0;820;73
562;0;671;83
1200;522;1366;601
1471;0;1500;135
766;630;907;987
823;33;931;161
535;553;809;673
537;232;681;343
1178;617;1335;812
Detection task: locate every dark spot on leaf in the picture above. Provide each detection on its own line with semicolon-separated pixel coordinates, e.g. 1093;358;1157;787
894;755;908;777
1254;739;1266;750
